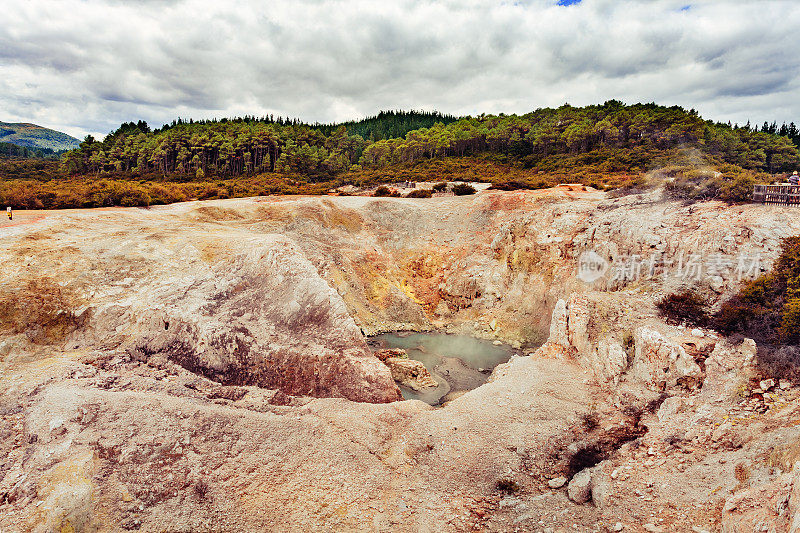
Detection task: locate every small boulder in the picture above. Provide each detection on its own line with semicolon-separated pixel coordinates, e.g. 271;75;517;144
760;378;775;391
383;357;437;390
567;469;592;504
709;275;724;293
780;379;792;390
547;476;567;489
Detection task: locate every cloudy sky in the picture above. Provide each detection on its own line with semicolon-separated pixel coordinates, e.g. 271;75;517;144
1;0;798;139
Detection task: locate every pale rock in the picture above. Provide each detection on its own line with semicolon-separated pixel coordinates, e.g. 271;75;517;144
567;468;593;504
549;299;569;348
587;340;628;384
780;379;792;390
630;327;702;390
37;450;95;532
591;471;612;508
690;328;704;337
48;417;65;432
548;476;567;489
740;338;758;367
722;472;796;533
760;378;775;391
789;464;800;533
123;235;402;403
711;421;733;442
701;339;759;403
0;334;27;359
567;294;591;355
709;275;725;293
383;358;437;391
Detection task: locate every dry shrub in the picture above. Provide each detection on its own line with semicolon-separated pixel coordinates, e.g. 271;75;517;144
373;186;399;197
734;462;751;486
766;439;800;472
580;409;600;430
496;478;519;493
452;183;476;195
0;278;85;343
404;188;432;198
656;289;709;327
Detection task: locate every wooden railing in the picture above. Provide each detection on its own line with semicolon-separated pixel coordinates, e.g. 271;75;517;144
752;184;800;204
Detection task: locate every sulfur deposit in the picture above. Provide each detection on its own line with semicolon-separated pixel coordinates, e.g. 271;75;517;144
2;187;800;532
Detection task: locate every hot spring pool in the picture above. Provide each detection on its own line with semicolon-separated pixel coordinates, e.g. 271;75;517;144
369;332;520;405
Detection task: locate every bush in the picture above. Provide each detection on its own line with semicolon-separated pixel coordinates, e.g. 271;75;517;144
713;236;800;344
432;182;447;192
452;183;476;195
373;185;394;197
404;188;432;198
719;173;756;203
496;478;519;493
580;409;600;430
656;289;709;327
489;179;548;191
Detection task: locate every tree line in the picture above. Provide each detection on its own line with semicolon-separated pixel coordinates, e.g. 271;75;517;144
0;141;66;160
59;103;800;181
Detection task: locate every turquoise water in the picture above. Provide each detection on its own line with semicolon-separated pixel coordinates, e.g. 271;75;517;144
370;332;517;405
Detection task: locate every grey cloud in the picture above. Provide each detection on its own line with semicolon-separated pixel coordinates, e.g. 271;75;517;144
0;0;798;138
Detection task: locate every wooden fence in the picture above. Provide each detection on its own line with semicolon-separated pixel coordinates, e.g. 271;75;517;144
752;184;800;205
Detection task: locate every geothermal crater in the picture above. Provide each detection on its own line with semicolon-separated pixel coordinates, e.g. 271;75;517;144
3;188;800;532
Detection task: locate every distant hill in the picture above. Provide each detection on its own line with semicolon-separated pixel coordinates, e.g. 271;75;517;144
0;121;80;152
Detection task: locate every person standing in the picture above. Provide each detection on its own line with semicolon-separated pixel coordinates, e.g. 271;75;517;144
5;206;10;221
790;171;799;186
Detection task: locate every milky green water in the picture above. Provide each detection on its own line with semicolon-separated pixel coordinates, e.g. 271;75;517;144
370;332;518;405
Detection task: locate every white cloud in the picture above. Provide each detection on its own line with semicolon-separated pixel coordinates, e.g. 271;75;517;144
1;0;798;139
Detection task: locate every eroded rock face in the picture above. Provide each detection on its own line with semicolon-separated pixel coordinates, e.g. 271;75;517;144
134;237;402;403
593;340;628;384
549;299;570;348
630;327;702;390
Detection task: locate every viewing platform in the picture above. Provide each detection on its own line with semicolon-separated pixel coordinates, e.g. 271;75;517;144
752;184;800;205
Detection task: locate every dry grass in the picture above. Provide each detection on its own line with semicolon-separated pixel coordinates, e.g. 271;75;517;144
765;438;800;472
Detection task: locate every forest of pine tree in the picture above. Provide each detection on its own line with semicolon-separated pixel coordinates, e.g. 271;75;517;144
58;103;800;180
2;103;800;209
